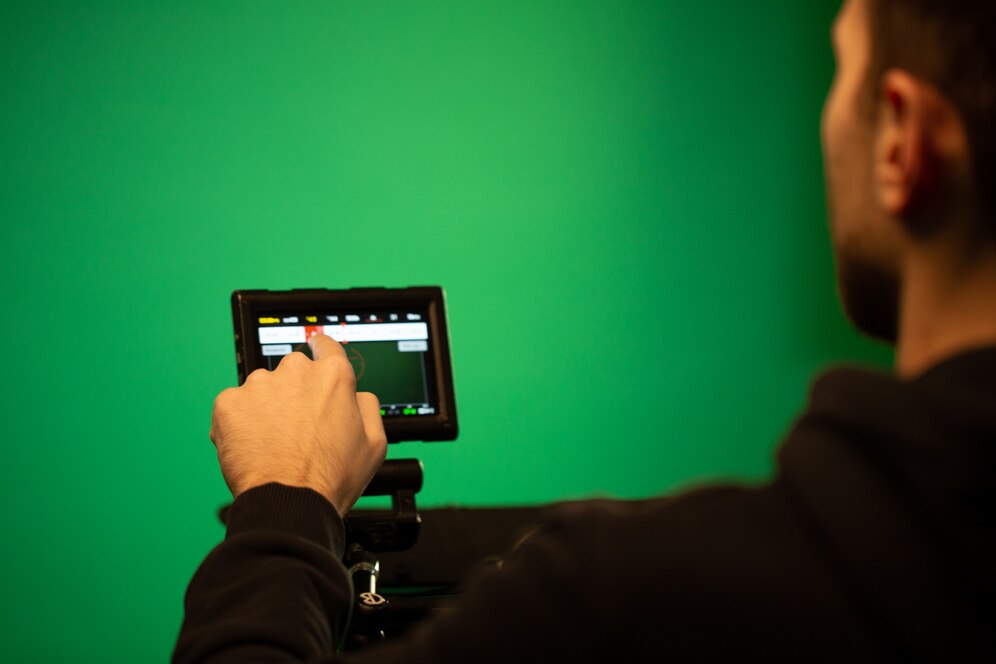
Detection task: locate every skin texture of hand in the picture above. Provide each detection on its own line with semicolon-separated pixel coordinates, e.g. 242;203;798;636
209;334;388;517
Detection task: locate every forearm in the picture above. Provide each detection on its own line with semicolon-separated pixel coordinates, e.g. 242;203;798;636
173;483;352;663
174;484;599;664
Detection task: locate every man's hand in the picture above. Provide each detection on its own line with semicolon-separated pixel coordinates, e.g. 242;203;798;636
209;334;388;517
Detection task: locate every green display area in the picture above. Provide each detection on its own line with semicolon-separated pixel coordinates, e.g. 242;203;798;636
345;341;429;406
1;0;890;660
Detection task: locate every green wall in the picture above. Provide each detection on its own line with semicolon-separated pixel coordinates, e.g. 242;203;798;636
1;0;887;660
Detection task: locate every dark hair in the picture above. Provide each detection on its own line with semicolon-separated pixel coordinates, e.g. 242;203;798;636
865;0;996;226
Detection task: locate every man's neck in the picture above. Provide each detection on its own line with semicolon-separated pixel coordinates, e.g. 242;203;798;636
896;239;996;378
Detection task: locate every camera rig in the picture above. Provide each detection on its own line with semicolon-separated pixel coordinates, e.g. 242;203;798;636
342;458;442;648
223;286;547;650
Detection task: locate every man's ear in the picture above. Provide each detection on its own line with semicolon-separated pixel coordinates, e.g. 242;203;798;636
874;69;933;217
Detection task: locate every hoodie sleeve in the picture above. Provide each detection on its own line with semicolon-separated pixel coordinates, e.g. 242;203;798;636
173;483;600;664
172;483;352;663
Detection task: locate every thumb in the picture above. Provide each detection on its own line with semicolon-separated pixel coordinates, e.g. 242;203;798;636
356;392;388;449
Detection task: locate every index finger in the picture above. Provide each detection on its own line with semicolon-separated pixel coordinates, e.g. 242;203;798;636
308;333;347;361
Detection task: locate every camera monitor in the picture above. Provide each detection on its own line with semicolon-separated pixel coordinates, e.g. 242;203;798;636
231;287;458;443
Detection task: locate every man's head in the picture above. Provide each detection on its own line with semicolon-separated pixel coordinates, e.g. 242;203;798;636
821;0;996;343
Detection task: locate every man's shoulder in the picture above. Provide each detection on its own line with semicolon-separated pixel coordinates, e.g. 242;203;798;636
530;480;820;590
542;481;793;547
527;483;870;659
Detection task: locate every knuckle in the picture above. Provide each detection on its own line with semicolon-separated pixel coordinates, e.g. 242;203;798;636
279;351;309;368
213;387;237;409
245;368;269;383
323;356;356;385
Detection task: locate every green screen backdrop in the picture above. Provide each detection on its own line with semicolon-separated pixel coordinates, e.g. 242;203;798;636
1;1;889;660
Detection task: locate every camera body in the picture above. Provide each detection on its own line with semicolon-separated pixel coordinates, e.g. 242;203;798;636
230;286;458;443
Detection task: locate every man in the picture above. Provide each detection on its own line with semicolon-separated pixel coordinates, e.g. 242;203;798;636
174;0;996;660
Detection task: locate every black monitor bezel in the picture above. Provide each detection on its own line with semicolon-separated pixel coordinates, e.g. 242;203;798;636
231;287;458;443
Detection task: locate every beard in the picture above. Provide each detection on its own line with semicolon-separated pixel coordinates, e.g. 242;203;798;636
823;110;902;345
835;246;901;344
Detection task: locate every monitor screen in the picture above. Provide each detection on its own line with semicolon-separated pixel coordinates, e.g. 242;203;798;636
231;287;457;442
252;310;439;417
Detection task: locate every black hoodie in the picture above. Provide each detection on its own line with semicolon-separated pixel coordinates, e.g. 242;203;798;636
174;347;996;663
